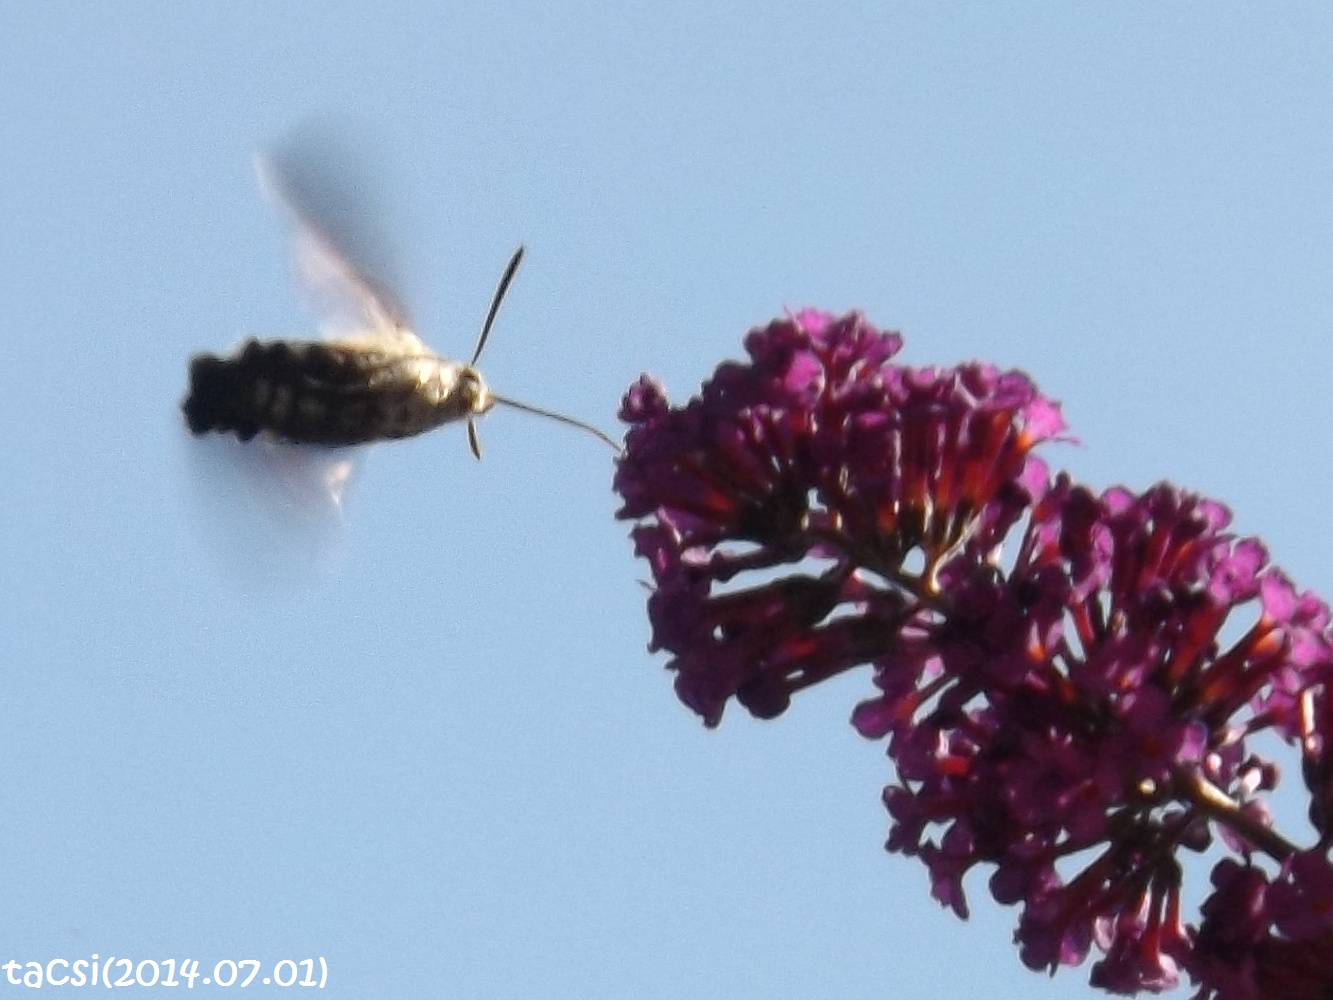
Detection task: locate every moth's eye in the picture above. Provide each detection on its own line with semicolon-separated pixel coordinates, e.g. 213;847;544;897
458;368;487;405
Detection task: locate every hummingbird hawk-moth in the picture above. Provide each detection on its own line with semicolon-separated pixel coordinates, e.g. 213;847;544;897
182;154;618;460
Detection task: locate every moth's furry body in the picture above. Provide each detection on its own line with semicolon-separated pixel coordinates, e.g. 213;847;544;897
184;336;491;447
181;147;617;460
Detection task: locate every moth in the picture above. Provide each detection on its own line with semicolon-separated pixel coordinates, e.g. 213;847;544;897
182;155;618;461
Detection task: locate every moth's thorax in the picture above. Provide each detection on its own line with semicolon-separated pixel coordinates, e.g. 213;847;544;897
183;338;497;447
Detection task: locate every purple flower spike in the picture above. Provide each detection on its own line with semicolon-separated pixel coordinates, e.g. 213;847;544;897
853;478;1333;992
1190;855;1333;999
615;311;1064;726
614;311;1333;995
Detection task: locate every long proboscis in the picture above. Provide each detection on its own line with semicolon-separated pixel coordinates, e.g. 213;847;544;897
469;244;622;455
470;244;526;366
492;394;622;454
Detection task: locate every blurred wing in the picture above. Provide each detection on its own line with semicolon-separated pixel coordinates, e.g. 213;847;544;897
182;431;364;586
254;151;427;354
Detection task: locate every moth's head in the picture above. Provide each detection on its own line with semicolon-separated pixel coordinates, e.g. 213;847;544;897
459;365;495;460
457;365;495;417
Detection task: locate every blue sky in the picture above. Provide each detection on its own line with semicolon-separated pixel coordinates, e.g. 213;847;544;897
2;4;1331;997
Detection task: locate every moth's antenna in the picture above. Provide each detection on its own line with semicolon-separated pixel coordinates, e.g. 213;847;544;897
470;244;525;366
492;393;622;454
467;243;621;458
467;419;483;461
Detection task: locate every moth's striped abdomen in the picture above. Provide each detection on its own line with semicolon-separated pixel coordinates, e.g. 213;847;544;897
183;146;615;457
183;338;489;447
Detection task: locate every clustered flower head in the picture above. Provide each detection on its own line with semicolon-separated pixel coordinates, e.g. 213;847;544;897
614;310;1333;998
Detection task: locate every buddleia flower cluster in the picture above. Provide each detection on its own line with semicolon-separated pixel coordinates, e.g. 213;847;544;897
613;310;1333;998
